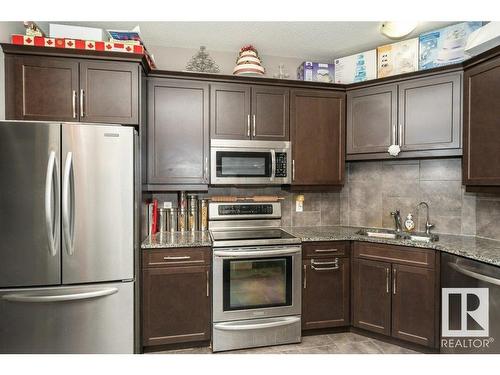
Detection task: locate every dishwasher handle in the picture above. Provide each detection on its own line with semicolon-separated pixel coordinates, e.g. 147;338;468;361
449;262;500;287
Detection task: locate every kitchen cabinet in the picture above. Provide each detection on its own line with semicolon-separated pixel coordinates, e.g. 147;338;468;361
5;55;79;122
147;78;209;188
302;242;350;330
463;54;500;187
352;258;391;336
346;72;462;160
290;89;345;186
210;83;251;139
210;83;289;141
391;264;436;347
351;242;438;348
347;84;397;155
398;73;461;153
142;247;211;348
5;54;139;124
79;60;139;124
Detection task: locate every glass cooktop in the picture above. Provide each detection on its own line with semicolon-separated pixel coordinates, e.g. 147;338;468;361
210;228;301;248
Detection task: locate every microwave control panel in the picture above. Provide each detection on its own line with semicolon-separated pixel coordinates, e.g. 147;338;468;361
275;152;287;177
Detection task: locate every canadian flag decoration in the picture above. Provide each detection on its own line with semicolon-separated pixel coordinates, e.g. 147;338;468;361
10;34;145;54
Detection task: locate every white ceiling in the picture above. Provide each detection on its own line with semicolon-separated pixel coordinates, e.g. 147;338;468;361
37;21;457;59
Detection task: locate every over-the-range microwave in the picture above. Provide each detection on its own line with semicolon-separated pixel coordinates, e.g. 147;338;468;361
210;139;291;185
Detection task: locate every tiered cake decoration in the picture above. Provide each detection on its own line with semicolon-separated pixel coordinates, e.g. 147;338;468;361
233;45;265;76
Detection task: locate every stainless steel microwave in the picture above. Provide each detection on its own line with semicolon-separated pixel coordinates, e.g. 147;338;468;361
210;139;291;185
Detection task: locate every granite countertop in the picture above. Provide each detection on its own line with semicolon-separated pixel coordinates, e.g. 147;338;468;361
283;226;500;267
141;231;212;249
141;226;500;267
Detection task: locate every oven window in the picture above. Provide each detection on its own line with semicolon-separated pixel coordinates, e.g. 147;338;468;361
222;256;292;311
216;151;271;178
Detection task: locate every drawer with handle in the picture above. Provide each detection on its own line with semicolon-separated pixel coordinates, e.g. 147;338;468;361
142;247;211;268
302;241;350;258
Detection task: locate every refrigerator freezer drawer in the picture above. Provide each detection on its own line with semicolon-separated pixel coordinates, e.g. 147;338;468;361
0;281;134;354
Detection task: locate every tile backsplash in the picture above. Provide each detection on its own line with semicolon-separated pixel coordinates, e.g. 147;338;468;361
150;157;500;241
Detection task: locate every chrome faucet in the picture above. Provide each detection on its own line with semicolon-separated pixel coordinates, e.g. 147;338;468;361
417;201;434;235
390;210;403;233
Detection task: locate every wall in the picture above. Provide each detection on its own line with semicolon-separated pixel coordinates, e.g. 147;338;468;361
148;44;305;79
150;158;500;241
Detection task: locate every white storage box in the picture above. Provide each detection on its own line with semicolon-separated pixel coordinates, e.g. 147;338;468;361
465;22;500;57
377;38;419;78
419;22;483;70
49;24;106;41
334;49;377;84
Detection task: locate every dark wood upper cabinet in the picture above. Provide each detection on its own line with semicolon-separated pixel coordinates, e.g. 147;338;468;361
347;84;397;155
290;89;345;186
210;83;251;140
251;86;289;141
391;264;436;347
463;55;500;186
352;258;391;336
79;60;138;124
4;54;140;124
142;265;211;347
147;78;209;186
302;257;350;330
210;84;289;141
5;54;79;122
346;71;462;160
398;72;462;153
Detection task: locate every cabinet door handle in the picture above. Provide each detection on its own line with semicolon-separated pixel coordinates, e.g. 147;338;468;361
204;156;208;182
392;123;397;146
398;123;403;147
315;249;338;253
252;114;256;137
72;90;77;119
393;268;397;294
247;114;250;137
292;159;295;181
80;89;85;118
303;264;307;289
386;267;390;294
163;256;191;261
206;270;210;297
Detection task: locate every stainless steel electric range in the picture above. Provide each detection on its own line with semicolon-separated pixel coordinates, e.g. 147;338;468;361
209;201;302;352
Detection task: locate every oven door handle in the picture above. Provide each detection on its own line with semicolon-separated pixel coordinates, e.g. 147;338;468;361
214;316;301;331
213;248;301;258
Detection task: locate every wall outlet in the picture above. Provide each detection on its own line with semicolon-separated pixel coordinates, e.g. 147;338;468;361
295;194;304;212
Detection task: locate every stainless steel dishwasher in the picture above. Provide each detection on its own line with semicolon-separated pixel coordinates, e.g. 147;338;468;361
441;253;500;353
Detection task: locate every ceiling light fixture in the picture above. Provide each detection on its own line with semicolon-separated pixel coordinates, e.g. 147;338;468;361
380;21;418;39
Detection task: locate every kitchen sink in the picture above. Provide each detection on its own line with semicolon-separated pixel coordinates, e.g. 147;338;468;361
356;229;439;242
356;229;402;239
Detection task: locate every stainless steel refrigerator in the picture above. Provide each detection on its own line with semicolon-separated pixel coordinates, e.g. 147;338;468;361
0;121;137;354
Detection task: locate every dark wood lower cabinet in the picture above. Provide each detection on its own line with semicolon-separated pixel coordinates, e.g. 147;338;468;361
391;264;436;347
352;258;391;336
302;257;350;330
351;242;439;348
142;248;211;348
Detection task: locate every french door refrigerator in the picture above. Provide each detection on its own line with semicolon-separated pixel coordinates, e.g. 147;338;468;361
0;121;137;354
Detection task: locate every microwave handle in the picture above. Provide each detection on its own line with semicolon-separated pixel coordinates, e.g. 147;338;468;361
270;150;276;180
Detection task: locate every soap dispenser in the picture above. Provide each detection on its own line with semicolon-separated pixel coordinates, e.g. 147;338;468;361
404;213;415;232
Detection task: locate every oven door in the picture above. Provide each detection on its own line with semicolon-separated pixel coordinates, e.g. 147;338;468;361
213;246;302;322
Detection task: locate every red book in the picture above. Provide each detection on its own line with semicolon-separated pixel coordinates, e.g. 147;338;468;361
152;199;158;234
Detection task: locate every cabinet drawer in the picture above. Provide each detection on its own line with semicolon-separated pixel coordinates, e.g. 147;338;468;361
302;241;350;258
142;247;211;268
353;242;435;269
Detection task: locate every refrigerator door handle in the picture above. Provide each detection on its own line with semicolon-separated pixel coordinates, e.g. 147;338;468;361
44;150;59;257
62;152;75;256
2;287;118;303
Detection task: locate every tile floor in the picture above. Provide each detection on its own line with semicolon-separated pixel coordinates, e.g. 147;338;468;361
153;332;418;354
